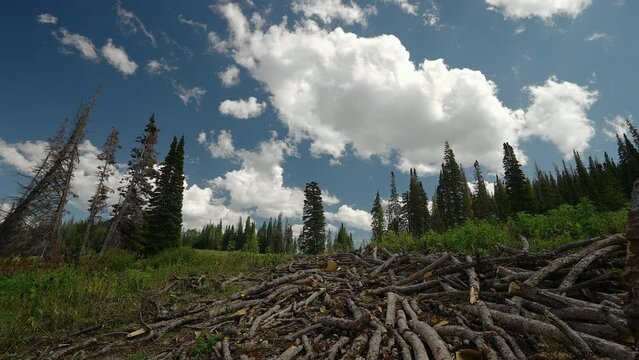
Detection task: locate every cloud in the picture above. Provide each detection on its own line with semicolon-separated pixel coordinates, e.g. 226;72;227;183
101;39;138;76
54;28;99;60
603;115;631;140
514;25;526;35
521;76;598;157
215;4;599;175
116;1;156;47
386;0;418;15
178;14;207;32
0;139;124;213
322;190;340;205
202;131;304;219
145;59;177;75
292;0;376;26
423;1;441;28
219;65;240;87
202;130;236;159
325;205;372;231
486;0;592;20
208;32;229;53
37;13;58;25
182;182;248;229
172;82;207;106
585;32;611;42
219;97;267;119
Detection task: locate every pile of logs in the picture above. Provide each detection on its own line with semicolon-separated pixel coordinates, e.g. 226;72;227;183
52;234;638;359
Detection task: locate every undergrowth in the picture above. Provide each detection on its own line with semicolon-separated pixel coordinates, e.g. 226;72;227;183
0;248;286;354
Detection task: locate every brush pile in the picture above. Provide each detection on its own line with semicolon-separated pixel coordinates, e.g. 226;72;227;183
50;234;638;359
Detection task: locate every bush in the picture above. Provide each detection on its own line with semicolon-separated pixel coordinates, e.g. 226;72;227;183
95;249;136;271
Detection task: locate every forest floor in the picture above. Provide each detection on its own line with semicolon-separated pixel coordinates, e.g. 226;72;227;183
4;234;638;360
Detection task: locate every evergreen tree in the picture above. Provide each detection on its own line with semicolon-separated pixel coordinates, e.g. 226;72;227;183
325;227;333;252
103;115;159;252
407;169;430;237
284;224;295;254
573;150;596;202
460;165;473;220
235;216;244;250
502;142;532;215
370;191;385;244
471;161;492;219
274;213;284;253
493;175;509;221
300;182;325;254
333;223;353;251
257;221;268;253
436;142;466;228
145;135;185;254
82;127;119;255
386;172;401;234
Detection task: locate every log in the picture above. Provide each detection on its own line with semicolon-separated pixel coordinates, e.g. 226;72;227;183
366;323;385;360
277;345;303;360
557;244;623;292
543;309;596;359
340;333;368;360
398;252;451;285
327;337;350;360
397;310;429;360
385;292;398;329
408;318;452;360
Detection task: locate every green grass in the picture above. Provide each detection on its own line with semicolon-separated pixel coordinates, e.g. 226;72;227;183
0;248;287;354
380;200;628;254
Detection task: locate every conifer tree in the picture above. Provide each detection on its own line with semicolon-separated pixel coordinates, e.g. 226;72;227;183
436;142;466;228
370;191;385;244
325;227;333;252
407;169;430;237
274;213;284;253
471;161;492;219
386;172;401;234
574;150;596;202
460;165;473;220
502;142;532;215
333;223;353;251
103;115;159;252
145;135;185;254
257;221;268;253
493;175;509;221
82;127;120;255
300;182;325;254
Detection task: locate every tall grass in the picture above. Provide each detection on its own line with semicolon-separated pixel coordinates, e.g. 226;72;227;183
380;200;627;254
0;248;287;353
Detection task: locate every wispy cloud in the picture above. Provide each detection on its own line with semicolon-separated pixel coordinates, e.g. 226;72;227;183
101;39;137;76
172;82;206;107
514;25;526;35
37;13;58;25
585;32;611;42
116;1;156;47
178;14;207;32
54;28;99;60
145;59;177;75
219;65;240;87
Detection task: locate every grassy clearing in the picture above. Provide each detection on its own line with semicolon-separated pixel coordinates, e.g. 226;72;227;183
380;200;628;254
0;248;287;354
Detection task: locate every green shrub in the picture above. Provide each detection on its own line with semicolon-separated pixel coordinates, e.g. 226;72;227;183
95;249;137;271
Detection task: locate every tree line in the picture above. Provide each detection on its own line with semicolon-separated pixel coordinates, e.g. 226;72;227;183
0;94;185;260
370;118;638;243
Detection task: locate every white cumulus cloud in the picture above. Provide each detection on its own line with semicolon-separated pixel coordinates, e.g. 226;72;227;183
214;4;599;175
219;65;240;87
37;13;58;25
101;39;138;76
521;76;598;157
292;0;376;26
486;0;592;20
386;0;419;15
219;97;267;119
603;115;631;140
326;205;372;231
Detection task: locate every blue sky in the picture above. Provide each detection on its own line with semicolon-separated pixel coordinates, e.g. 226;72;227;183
0;0;637;242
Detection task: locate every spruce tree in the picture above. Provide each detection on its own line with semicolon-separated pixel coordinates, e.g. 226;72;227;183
145;135;185;254
407;169;430;237
334;223;353;251
471;161;493;219
386;172;401;234
103;115;159;252
493;175;509;221
300;182;325;254
370;191;385;244
435;142;466;228
502;142;532;215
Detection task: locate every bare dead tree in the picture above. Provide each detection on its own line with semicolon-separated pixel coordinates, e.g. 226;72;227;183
80;127;120;256
0;92;98;260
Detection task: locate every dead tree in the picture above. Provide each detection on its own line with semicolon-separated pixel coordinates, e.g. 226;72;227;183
80;127;120;255
0;93;98;260
101;115;159;252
